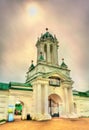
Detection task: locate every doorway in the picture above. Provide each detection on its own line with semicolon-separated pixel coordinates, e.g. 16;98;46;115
48;94;62;117
14;101;24;120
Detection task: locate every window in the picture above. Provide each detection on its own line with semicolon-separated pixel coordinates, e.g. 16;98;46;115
49;77;60;86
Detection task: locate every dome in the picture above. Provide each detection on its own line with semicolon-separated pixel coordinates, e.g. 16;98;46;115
39;28;57;42
36;28;59;46
41;31;54;40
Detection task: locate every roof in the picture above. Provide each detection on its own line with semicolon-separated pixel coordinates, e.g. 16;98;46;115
0;82;9;90
60;59;68;69
28;60;35;72
41;31;54;40
0;82;33;91
36;29;58;45
73;90;89;97
39;52;44;61
9;82;32;87
9;82;33;91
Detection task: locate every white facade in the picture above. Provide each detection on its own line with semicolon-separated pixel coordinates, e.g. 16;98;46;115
25;29;75;120
0;29;77;121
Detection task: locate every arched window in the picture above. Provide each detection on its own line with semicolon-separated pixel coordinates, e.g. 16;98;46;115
50;44;53;63
44;44;47;61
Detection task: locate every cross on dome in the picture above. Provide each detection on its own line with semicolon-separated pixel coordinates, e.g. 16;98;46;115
62;58;64;61
46;28;48;31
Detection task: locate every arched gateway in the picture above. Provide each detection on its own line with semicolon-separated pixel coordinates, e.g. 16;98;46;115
48;94;62;117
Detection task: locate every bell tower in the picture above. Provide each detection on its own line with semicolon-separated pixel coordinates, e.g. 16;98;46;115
36;28;59;66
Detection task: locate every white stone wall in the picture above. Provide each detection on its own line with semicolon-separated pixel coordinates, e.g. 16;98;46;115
73;96;89;117
9;90;33;115
0;91;9;120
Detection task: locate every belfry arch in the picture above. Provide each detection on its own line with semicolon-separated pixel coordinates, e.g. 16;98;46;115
50;44;53;64
44;44;47;61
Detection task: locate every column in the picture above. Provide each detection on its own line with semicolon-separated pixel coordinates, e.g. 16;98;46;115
22;105;27;120
33;85;37;114
65;87;69;114
37;84;41;114
43;84;51;120
69;88;74;113
44;84;49;115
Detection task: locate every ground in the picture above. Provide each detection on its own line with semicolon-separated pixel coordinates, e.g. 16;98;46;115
0;118;89;130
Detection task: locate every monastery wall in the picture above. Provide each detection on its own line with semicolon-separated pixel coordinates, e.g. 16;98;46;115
0;91;9;120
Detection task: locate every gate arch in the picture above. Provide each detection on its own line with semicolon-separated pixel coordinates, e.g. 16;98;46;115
48;93;63;117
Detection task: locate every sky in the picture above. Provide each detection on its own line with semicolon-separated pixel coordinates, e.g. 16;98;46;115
0;0;89;91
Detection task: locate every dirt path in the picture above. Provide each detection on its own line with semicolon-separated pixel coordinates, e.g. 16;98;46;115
0;118;89;130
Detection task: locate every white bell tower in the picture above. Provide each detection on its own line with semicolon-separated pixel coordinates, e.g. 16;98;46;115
36;28;59;66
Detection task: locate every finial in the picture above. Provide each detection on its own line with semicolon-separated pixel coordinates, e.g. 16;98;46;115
40;52;42;54
62;58;64;61
29;60;35;71
31;60;33;63
46;28;48;31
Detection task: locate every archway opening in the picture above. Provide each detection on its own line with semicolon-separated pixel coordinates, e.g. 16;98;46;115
14;101;24;120
48;94;62;117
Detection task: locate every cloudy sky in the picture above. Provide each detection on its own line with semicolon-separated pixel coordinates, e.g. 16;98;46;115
0;0;89;91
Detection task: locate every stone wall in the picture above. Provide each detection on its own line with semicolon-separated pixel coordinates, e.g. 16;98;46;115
73;96;89;117
0;91;9;120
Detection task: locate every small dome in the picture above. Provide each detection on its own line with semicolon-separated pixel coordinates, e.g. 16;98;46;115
29;60;35;71
41;31;54;39
39;28;56;42
39;52;44;61
36;28;59;46
60;58;68;69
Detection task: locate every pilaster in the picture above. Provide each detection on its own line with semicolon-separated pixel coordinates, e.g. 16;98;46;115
64;87;69;114
32;78;51;120
37;83;42;114
61;80;74;117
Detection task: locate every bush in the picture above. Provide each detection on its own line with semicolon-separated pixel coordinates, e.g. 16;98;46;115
0;119;6;122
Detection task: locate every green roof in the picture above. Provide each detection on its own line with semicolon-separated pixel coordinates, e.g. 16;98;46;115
86;90;89;93
40;29;55;42
73;90;89;97
36;29;58;46
10;87;33;91
29;63;35;71
9;82;32;87
39;53;44;61
0;83;9;90
0;82;33;91
9;82;33;91
60;59;68;69
41;32;54;39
